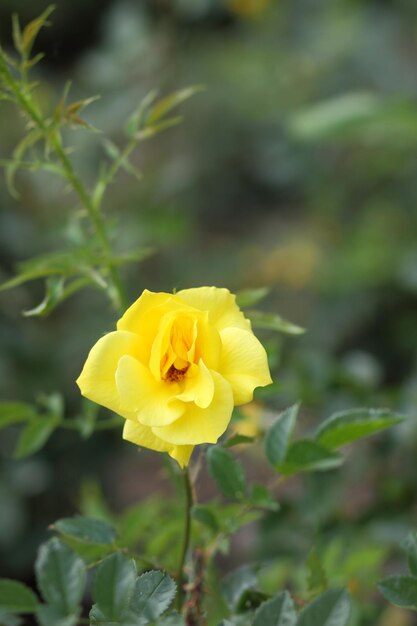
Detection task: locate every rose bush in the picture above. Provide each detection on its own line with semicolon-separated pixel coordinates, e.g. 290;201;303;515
77;287;272;466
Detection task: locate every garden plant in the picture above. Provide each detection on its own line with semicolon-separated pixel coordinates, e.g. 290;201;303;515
0;8;416;626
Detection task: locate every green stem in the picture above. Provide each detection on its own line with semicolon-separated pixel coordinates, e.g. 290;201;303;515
2;62;129;312
176;467;193;612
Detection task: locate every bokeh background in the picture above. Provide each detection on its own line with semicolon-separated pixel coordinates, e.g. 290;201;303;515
1;1;417;624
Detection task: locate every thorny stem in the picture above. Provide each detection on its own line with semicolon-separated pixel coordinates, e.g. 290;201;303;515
0;58;129;312
176;467;194;612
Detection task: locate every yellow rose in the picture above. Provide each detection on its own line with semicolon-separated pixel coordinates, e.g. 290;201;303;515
76;287;272;467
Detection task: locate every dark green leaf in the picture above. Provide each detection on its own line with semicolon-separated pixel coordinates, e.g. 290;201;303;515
53;516;117;546
191;505;219;532
249;484;280;511
316;408;405;449
404;533;417;577
92;553;136;621
223;434;256;448
236;288;270;308
207;447;246;500
264;404;299;468
35;538;85;614
279;440;343;476
222;566;258;612
0;580;39;613
247;311;305;335
14;415;58;459
378;576;417;610
130;570;176;621
0;403;37;429
297;589;351;626
253;591;296;626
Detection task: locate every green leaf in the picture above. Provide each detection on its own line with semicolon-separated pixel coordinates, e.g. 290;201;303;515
35;538;85;614
253;591;296;626
0;609;23;626
264;404;299;468
53;516;117;546
315;408;405;449
130;570;176;621
222;566;258;612
0;580;39;613
91;553;136;621
207;447;246;500
289;93;380;141
249;484;280;511
247;311;305;335
235;288;270;308
224;434;256;448
147;85;205;125
156;612;185;626
378;576;417;610
306;549;328;595
404;532;417;577
279;440;344;476
22;276;66;317
192;505;220;532
0;403;37;429
21;6;55;56
36;605;78;626
297;589;351;626
14;414;58;458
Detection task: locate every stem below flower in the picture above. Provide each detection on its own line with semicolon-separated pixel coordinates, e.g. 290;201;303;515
176;467;193;612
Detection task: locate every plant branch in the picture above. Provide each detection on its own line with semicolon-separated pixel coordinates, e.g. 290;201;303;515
176;467;193;612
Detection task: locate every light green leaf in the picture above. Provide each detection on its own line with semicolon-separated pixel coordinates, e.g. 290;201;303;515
296;589;351;626
279;440;343;476
378;576;417;610
35;538;86;613
0;580;39;613
264;404;299;468
147;85;205;125
289;93;380;141
207;447;246;500
21;6;55;56
223;434;256;448
156;612;185;626
235;288;270;308
130;570;176;621
53;516;117;546
36;605;78;626
23;276;64;317
315;408;405;449
14;415;58;458
0;609;23;626
253;591;296;626
222;566;258;612
404;532;417;577
306;549;327;595
0;403;37;429
247;311;305;335
91;553;136;621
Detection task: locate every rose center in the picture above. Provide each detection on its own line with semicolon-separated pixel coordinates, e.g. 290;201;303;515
165;365;188;383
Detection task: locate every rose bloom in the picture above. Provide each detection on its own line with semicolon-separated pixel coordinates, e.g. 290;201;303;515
76;287;272;467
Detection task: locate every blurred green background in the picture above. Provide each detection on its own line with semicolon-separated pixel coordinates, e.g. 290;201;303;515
1;1;417;624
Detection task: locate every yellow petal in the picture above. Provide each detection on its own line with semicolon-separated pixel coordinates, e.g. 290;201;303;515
76;331;142;414
175;360;214;408
123;419;193;468
116;355;185;427
177;286;251;332
219;327;272;405
152;371;233;445
117;290;173;333
169;444;194;468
